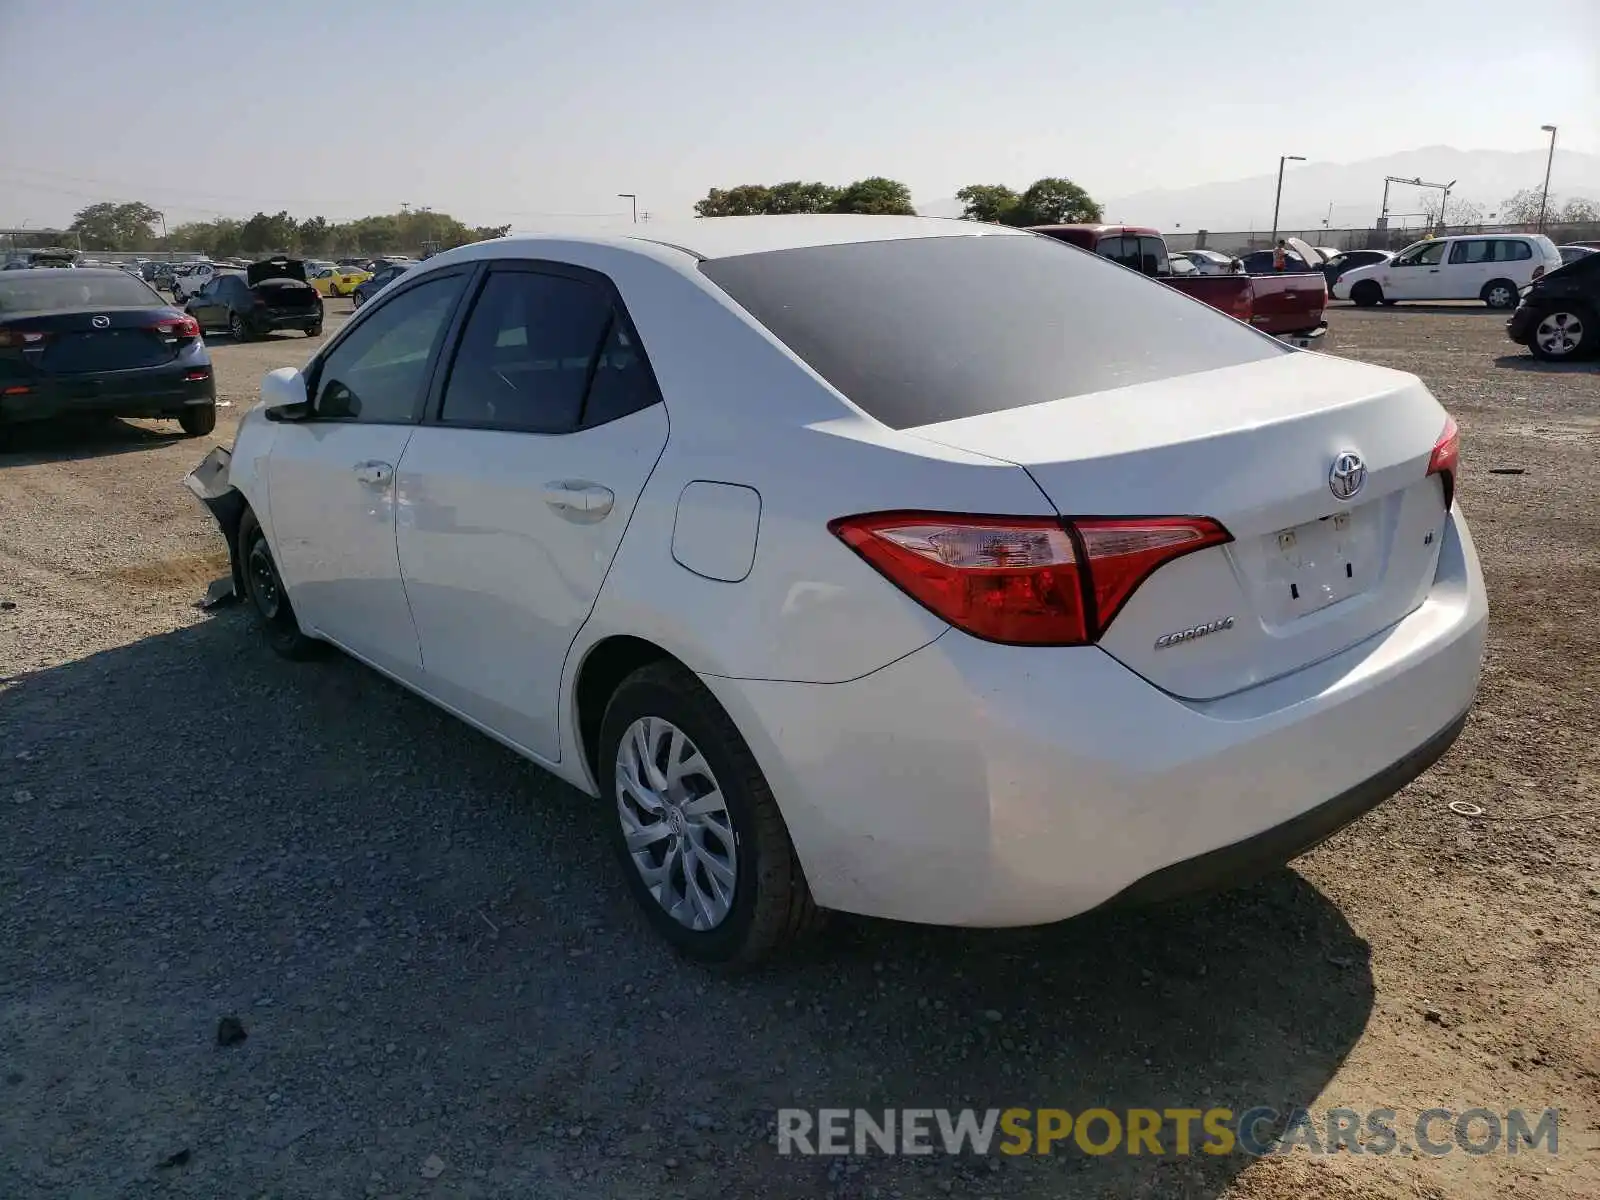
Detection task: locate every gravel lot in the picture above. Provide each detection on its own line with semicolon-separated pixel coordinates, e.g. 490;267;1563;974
1;301;1596;1199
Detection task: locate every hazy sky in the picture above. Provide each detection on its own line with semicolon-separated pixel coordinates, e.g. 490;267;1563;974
2;0;1596;231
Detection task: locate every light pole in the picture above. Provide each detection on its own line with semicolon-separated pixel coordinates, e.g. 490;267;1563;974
1537;125;1557;232
617;193;638;224
1270;155;1305;243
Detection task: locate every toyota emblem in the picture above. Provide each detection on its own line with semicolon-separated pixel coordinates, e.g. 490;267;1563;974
1328;451;1367;501
91;315;111;329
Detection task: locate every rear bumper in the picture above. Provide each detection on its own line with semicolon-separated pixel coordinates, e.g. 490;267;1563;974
1;368;215;423
701;506;1486;928
254;309;321;331
1276;322;1329;349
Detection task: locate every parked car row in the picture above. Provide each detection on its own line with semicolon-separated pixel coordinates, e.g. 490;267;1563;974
1029;224;1329;348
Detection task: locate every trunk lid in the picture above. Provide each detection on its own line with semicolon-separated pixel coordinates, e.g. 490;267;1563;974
2;307;193;376
247;256;308;286
904;352;1452;700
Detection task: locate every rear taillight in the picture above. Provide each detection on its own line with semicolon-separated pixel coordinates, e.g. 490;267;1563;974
1426;415;1460;510
1531;265;1546;281
829;512;1232;646
150;314;200;339
183;368;210;381
0;329;48;348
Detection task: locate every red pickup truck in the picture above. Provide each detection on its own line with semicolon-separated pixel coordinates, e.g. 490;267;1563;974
1028;224;1329;348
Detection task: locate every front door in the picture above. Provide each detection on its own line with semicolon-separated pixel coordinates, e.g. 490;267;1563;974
395;264;669;762
1383;240;1447;299
265;269;471;680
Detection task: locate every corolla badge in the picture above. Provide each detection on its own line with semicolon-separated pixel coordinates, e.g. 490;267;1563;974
1328;451;1366;501
1154;616;1235;650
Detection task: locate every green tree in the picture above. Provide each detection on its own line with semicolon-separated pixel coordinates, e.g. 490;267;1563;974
1010;177;1102;226
766;181;843;214
955;184;1022;224
237;210;299;255
828;177;916;215
694;185;776;217
297;216;331;255
67;201;163;250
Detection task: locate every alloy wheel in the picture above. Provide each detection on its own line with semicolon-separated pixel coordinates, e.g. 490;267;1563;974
614;715;738;931
1534;311;1583;357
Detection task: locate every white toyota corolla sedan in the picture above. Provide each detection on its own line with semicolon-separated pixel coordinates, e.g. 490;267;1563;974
185;215;1487;963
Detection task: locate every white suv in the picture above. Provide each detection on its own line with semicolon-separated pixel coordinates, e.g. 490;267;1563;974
1334;234;1562;309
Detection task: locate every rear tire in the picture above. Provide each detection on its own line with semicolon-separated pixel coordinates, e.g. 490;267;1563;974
228;312;253;342
238;509;321;660
178;404;216;437
1351;280;1383;307
1527;305;1596;361
599;661;824;965
306;323;322;338
1482;279;1519;310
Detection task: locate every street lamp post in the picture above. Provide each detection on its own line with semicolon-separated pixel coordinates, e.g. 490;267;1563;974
1537;125;1557;233
617;193;638;224
1271;155;1305;244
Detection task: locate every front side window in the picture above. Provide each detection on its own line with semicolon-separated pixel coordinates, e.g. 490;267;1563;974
439;270;613;433
315;274;466;423
1394;242;1447;267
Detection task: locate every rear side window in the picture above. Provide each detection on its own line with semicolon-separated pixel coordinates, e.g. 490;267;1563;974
438;268;661;434
699;233;1287;430
1495;240;1533;261
1095;235;1140;270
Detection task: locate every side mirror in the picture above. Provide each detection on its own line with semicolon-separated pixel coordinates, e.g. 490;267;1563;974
261;366;312;421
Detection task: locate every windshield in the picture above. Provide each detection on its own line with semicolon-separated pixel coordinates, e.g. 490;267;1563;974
700;233;1286;430
0;272;165;312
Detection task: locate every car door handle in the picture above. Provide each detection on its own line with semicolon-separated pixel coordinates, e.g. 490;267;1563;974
542;481;615;518
353;461;394;486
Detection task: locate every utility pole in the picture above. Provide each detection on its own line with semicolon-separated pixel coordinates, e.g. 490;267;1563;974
1537;125;1557;232
617;193;638;224
1270;155;1305;243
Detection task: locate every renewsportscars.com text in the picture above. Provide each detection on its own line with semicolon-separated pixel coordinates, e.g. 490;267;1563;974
777;1106;1560;1158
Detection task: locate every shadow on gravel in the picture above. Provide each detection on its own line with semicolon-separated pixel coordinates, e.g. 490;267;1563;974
0;616;1375;1199
1332;302;1504;316
0;414;193;466
1492;353;1600;373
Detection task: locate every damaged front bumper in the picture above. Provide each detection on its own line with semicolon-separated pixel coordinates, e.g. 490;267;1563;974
183;445;246;607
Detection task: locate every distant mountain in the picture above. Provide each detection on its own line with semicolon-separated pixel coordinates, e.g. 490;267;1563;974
919;146;1600;232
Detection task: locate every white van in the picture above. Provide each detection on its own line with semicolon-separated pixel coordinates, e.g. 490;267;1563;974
1333;234;1562;309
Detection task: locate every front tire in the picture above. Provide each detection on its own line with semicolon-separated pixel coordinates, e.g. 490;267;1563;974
178;404;216;436
1351;280;1383;307
599;661;823;965
237;509;321;660
1528;305;1595;361
1483;279;1519;310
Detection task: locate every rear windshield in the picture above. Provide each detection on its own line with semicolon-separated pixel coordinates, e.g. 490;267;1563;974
0;271;164;313
699;233;1286;429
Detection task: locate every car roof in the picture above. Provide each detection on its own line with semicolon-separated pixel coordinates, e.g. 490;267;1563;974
602;215;1028;261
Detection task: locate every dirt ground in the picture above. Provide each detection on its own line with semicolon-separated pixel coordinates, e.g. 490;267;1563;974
1;300;1596;1199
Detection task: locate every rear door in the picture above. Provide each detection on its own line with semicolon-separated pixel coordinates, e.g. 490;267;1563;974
395;262;669;762
265;268;472;680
